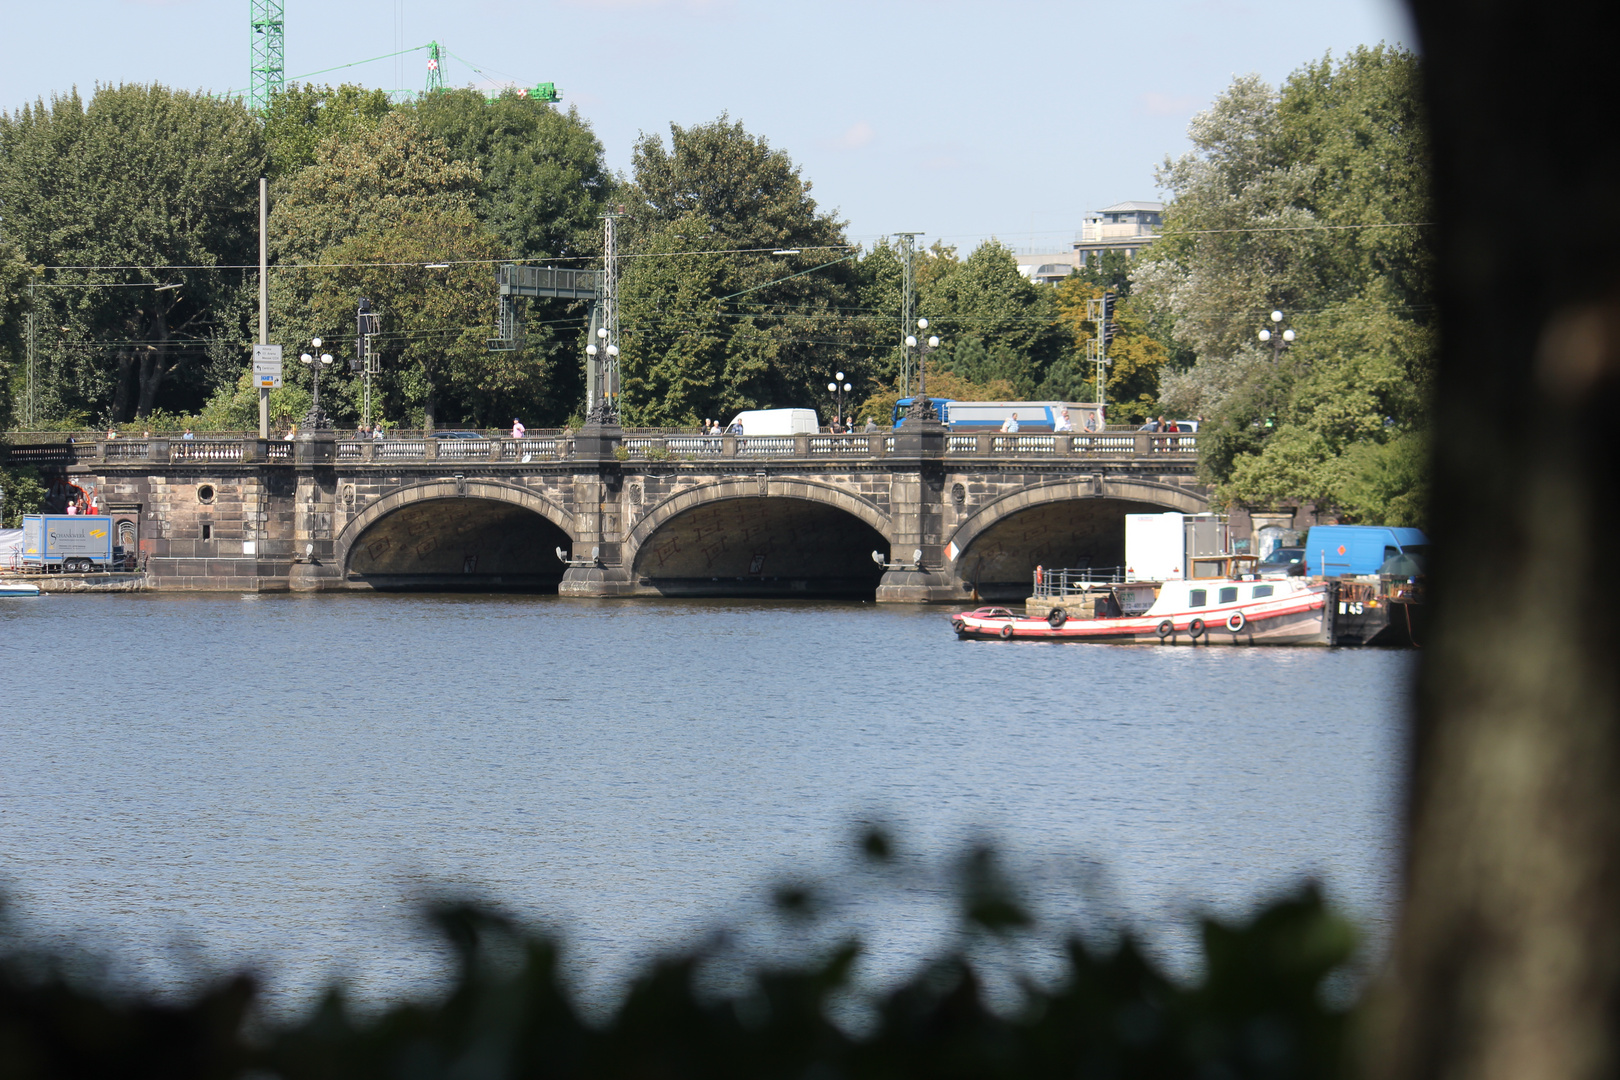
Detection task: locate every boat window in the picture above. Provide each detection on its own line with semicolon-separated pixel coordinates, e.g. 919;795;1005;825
1252;584;1274;599
1188;589;1207;607
1218;586;1238;604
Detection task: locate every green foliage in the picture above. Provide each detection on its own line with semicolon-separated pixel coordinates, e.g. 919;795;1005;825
1071;249;1135;298
0;84;266;423
1206;299;1435;522
618;117;863;424
619;214;739;425
409;89;608;262
0;464;45;525
0;240;32;431
267;113;559;429
1137;46;1434;519
262;83;392;183
1042;276;1169;422
0;840;1359;1079
922;242;1067;396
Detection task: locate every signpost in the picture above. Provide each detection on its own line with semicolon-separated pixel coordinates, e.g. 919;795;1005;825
252;344;283;389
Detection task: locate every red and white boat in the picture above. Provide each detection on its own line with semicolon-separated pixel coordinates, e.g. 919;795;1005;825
951;576;1335;646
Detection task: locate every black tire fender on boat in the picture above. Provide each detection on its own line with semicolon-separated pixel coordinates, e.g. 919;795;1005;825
1226;611;1246;633
1156;619;1174;638
999;623;1015;640
1047;607;1067;628
952;618;965;634
1189;618;1206;639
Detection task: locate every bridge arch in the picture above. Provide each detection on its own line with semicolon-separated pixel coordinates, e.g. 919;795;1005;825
946;477;1211;599
624;477;894;597
336;479;576;590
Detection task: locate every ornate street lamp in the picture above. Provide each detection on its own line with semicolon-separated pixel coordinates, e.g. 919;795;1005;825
585;325;620;423
298;336;335;429
903;318;942;422
826;370;853;430
1257;309;1296;359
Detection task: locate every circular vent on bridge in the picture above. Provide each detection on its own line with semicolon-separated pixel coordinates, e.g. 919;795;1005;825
196;484;216;504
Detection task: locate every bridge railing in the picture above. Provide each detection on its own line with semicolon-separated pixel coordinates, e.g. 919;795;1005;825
3;430;1197;467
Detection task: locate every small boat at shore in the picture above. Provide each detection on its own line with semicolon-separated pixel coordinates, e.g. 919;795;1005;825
951;576;1334;646
1;580;42;597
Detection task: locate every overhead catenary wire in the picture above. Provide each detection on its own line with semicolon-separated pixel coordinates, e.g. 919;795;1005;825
30;219;1430;275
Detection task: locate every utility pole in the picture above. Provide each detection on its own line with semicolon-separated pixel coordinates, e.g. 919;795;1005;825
895;233;922;398
26;276;35;429
258;177;269;439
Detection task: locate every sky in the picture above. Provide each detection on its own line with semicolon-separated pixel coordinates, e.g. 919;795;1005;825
0;0;1415;255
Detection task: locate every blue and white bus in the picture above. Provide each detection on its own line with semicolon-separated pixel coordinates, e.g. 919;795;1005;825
892;399;1104;432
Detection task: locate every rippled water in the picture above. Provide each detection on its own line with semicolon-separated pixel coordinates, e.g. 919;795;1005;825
0;593;1409;1008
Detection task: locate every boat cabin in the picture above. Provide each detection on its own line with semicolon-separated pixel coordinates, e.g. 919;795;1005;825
1146;578;1299;617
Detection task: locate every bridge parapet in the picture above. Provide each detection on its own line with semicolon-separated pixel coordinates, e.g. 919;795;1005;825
4;430;1197;467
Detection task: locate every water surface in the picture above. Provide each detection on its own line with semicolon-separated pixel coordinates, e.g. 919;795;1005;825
0;593;1409;1006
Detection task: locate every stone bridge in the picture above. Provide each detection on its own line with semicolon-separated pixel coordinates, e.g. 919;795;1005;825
10;422;1210;602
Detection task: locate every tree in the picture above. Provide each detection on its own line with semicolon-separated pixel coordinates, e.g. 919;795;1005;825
263;113;539;430
1202;298;1434;522
262;83;392;184
0;84;265;422
0;240;32;430
921;242;1067;396
1359;4;1620;1077
410;89;608;263
1038;274;1168;421
1134;47;1434;519
616;214;738;426
617;117;863;423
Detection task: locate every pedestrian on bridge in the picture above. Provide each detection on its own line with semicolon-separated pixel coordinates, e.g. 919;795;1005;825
512;418;526;440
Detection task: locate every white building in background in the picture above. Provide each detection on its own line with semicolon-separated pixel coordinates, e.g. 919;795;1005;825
1013;250;1080;285
1074;201;1164;266
1011;200;1166;285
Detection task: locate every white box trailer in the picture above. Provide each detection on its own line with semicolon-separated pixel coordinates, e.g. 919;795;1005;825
22;514;115;572
1126;512;1185;581
1125;512;1231;581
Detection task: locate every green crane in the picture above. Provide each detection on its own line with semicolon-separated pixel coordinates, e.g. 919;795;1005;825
248;0;285;114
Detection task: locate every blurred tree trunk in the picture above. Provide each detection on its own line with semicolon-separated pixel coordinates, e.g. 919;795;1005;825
1366;4;1620;1078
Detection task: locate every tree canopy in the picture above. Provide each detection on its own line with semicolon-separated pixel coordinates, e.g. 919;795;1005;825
617;116;865;425
1135;45;1434;525
0;83;264;423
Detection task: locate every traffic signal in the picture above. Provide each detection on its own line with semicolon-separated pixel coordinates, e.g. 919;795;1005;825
1102;291;1118;343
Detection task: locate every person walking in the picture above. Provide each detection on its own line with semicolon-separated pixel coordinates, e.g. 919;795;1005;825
512;418;526;440
1001;412;1020;434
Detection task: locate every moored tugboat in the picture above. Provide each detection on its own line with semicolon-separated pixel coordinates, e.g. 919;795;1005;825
951;575;1334;646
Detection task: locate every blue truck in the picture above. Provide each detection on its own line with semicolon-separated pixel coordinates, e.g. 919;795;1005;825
1302;524;1428;577
21;514;116;572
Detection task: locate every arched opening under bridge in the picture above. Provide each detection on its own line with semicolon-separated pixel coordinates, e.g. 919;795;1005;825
344;496;572;591
955;496;1171;601
630;496;889;598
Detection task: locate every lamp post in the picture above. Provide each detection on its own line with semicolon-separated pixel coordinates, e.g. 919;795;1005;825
903;318;942;422
299;336;335;429
585;325;620;422
826;370;853;430
1257;309;1296;359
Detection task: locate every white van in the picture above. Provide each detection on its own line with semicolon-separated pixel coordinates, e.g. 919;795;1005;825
724;408;820;436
